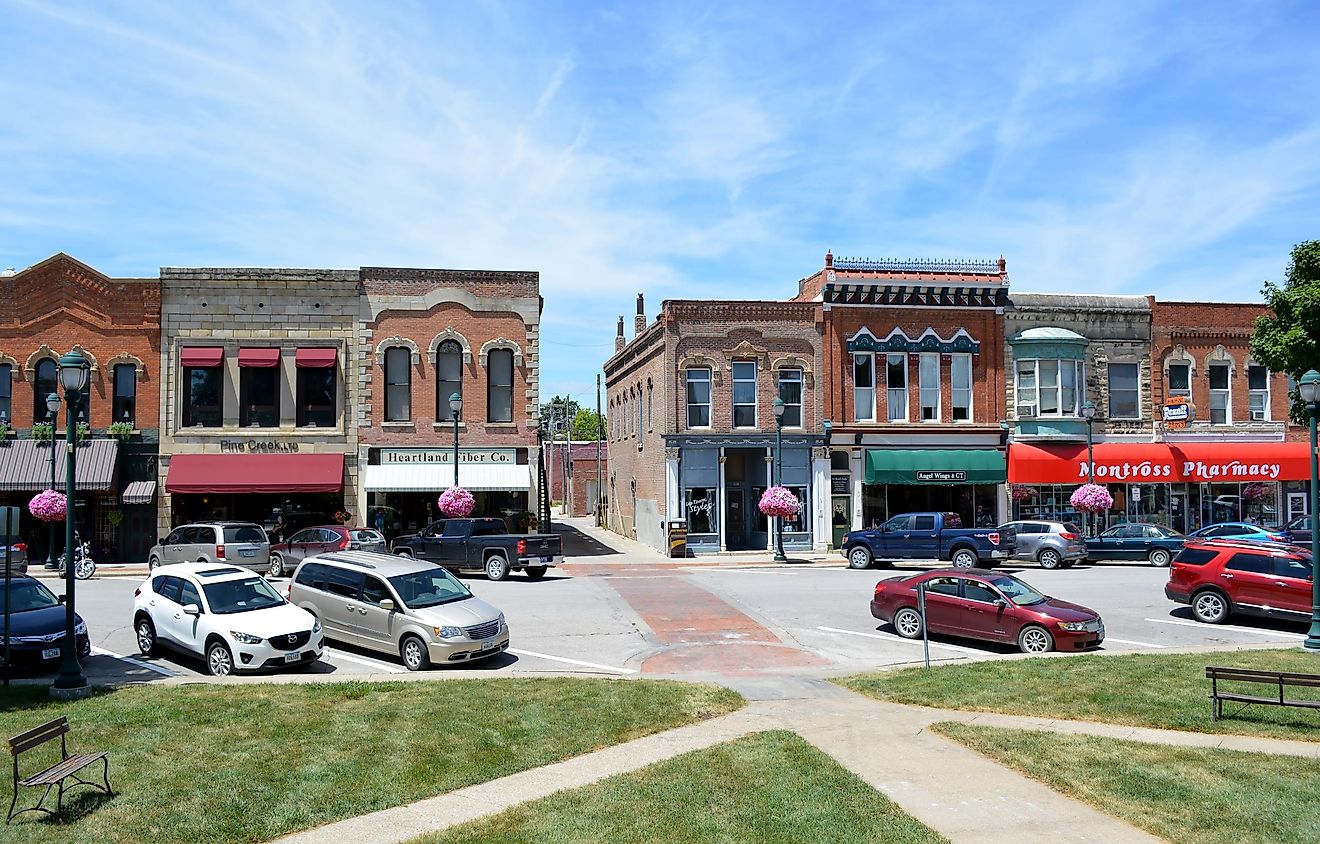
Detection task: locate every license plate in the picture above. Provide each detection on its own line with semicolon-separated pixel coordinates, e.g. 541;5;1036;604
42;647;60;660
480;638;496;651
239;548;257;558
542;556;553;564
283;651;302;663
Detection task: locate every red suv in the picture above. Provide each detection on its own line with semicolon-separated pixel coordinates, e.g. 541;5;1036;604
1165;538;1314;625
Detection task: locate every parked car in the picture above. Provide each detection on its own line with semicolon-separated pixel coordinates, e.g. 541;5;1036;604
3;541;28;574
869;568;1104;654
269;526;387;577
999;520;1086;569
0;574;89;672
1278;515;1313;547
288;551;509;670
1083;522;1185;566
391;518;563;581
132;563;322;676
1165;538;1314;625
1187;522;1290;543
147;522;271;573
841;512;1015;570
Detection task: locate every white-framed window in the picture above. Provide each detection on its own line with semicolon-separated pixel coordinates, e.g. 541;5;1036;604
777;368;803;428
1248;365;1270;421
919;353;940;422
732;361;757;428
686;368;711;428
1108;362;1140;419
1015;359;1082;417
886;353;907;422
1209;362;1231;424
951;354;972;422
852;353;874;422
1168;362;1191;399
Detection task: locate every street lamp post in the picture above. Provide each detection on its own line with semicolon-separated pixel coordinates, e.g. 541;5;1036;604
449;392;463;488
772;396;787;563
1298;370;1320;651
51;350;90;699
1081;400;1097;536
44;394;61;569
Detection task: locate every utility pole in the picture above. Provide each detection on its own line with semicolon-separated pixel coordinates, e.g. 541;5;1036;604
562;396;572;517
596;374;604;528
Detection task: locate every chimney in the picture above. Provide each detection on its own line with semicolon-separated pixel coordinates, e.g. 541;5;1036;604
634;293;646;336
998;255;1007;274
615;315;625;351
824;249;833;269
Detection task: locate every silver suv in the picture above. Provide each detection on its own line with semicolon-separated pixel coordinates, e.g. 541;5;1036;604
999;520;1087;569
148;522;271;573
287;551;509;671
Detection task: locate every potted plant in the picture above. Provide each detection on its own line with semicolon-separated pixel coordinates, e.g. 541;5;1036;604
29;489;67;522
76;422;91;443
108;422;135;441
0;418;10;438
758;486;801;520
437;486;475;517
31;422;52;442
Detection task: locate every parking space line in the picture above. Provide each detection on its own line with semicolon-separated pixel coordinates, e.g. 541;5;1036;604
1102;637;1168;648
323;647;406;673
1144;618;1305;640
91;645;177;677
508;648;637;674
815;625;986;655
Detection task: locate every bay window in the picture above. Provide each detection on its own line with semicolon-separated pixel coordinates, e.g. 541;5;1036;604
1016;359;1083;417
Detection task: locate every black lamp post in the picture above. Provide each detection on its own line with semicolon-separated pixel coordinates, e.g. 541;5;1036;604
449;392;462;488
1298;370;1320;651
1081;400;1097;536
51;350;90;699
772;396;787;562
44;393;61;569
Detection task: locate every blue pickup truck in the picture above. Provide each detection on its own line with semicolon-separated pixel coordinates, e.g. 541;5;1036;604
841;512;1015;570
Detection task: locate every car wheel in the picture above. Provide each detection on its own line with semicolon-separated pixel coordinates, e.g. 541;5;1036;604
1017;625;1055;654
485;555;511;581
951;548;978;569
847;546;873;569
206;641;235;676
524;565;548;580
135;617;157;656
1192;589;1231;624
893;607;924;639
1038;549;1062;570
268;553;285;579
1148;548;1171;567
148;554;161;570
400;635;431;671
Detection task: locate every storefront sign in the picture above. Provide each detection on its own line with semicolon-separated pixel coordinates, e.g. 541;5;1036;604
219;440;300;453
916;470;966;483
1162;397;1190;429
379;448;516;465
1009;442;1310;484
831;475;851;494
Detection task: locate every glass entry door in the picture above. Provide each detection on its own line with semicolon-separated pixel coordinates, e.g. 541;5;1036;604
1288;492;1309;522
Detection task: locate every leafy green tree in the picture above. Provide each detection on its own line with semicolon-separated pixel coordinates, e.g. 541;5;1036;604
539;396;581;431
1251;240;1320;424
571;408;605;440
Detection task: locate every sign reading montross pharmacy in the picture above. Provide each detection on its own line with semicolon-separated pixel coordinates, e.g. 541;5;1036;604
379;448;517;465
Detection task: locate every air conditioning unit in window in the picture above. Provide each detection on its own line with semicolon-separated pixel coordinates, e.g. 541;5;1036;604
1250;410;1267;421
1016;403;1037;418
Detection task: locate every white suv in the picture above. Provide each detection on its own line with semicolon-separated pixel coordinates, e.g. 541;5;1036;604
133;563;323;676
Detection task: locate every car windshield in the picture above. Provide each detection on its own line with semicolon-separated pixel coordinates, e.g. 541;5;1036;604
2;580;60;612
388;569;471;609
989;576;1047;606
201;576;285;614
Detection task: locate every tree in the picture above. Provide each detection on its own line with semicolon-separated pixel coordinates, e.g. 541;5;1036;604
1251;240;1320;424
539;396;581;432
571;408;605;440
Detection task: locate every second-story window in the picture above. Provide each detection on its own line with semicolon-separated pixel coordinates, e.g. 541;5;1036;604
778;368;802;427
853;353;874;422
732;361;757;427
435;340;462;422
0;363;11;426
686;368;711;428
1248;364;1270;421
951;354;972;422
34;358;57;425
1108;362;1140;419
1015;359;1082;417
636;386;643;440
296;366;335;428
113;363;137;427
1168;362;1191;399
240;367;279;428
487;349;514;423
919;353;940;422
885;354;907;422
1209;362;1231;424
384;347;411;422
183;364;222;428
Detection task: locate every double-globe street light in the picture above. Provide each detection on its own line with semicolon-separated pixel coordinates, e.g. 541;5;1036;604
1298;370;1320;651
52;349;91;699
44;393;61;570
772;396;787;563
449;392;463;488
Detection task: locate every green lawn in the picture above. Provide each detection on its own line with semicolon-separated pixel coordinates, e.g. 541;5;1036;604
0;678;741;844
414;730;947;844
840;648;1320;741
934;723;1320;844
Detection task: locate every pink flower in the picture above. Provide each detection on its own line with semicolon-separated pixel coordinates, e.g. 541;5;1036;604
758;486;801;519
437;486;475;517
1070;483;1114;514
29;489;68;522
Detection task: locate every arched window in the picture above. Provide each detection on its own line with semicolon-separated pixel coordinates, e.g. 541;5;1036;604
113;363;137;427
384;347;412;422
435;340;463;422
487;349;514;423
0;363;11;426
34;359;58;425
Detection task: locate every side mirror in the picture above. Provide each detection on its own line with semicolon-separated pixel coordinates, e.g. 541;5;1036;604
183;603;201;616
157;537;165;545
378;598;395;611
993;599;1007;609
57;594;67;604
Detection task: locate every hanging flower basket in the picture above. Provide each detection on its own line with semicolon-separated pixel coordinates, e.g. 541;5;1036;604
1241;483;1270;504
1070;483;1114;514
438;486;475;518
758;486;801;519
29;489;67;522
333;509;352;525
1009;484;1037;502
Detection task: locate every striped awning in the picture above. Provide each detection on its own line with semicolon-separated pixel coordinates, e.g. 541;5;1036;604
121;480;157;505
363;462;532;492
0;439;119;492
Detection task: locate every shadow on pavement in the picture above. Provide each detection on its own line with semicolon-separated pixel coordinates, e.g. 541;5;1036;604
546;521;622;558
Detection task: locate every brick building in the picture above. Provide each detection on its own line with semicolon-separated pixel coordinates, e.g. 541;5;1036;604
543;440;607;518
606;293;827;552
357;267;542;538
0;253;161;562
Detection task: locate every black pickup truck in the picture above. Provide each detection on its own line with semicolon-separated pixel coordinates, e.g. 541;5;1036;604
390;517;563;581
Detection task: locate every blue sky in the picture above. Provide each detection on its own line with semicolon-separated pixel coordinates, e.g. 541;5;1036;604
3;1;1319;407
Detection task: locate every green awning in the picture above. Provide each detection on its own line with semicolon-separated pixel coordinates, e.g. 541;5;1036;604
864;449;1006;485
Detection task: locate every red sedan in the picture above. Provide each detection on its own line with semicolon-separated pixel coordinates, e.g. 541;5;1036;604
870;568;1105;654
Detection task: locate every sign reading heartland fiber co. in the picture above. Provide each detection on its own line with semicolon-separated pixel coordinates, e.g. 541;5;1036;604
379;448;517;465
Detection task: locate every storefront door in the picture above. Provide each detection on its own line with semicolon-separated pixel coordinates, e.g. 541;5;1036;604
1288;492;1309;522
725;489;747;550
1170;489;1189;535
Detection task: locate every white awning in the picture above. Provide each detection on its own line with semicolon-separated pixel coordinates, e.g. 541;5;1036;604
363;462;532;492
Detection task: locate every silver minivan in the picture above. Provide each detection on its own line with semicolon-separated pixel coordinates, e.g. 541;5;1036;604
148;522;271;573
288;551;510;671
999;520;1088;569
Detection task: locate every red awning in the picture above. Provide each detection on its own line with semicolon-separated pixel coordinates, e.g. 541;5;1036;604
238;348;281;368
180;346;224;368
295;347;338;368
1008;442;1313;485
165;453;344;494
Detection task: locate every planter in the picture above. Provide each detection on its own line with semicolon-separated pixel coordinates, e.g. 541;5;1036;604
438;486;475;518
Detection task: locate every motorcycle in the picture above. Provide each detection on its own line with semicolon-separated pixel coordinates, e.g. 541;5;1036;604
57;533;97;580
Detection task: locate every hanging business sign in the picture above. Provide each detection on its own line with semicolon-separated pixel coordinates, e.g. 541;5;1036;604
1162;397;1191;429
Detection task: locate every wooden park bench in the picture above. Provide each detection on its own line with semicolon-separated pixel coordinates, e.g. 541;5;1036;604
7;716;112;823
1205;666;1320;723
